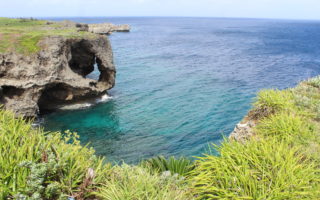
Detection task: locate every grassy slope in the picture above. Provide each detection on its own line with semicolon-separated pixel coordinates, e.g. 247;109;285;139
189;76;320;199
0;17;97;55
0;110;190;199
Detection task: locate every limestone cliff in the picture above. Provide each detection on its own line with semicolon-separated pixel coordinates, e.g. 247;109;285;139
0;36;115;117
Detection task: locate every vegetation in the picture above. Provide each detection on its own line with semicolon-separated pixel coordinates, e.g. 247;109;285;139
0;17;96;54
95;165;191;200
141;156;194;176
1;75;320;199
0;110;111;199
189;76;320;199
0;110;189;199
189;138;319;199
250;89;295;119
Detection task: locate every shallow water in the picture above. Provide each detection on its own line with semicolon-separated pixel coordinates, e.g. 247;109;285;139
43;17;320;163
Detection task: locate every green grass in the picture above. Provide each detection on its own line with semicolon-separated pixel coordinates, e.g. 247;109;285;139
256;112;315;141
306;76;320;88
250;89;295;119
95;164;191;200
0;109;190;199
140;156;194;176
0;17;97;54
0;109;111;199
189;138;320;200
189;77;320;199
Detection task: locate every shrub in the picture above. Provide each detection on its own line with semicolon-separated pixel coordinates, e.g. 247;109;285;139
0;110;110;199
95;164;191;200
250;89;295;119
188;138;320;200
141;156;194;176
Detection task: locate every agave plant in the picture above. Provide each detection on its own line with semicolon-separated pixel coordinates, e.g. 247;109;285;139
141;156;194;176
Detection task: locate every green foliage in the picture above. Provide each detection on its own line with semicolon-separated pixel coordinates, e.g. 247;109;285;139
292;81;320;119
189;138;320;200
189;78;320;200
0;17;46;27
141;156;194;176
250;89;295;119
256;112;315;142
0;17;97;54
0;110;110;199
306;76;320;88
95;164;191;200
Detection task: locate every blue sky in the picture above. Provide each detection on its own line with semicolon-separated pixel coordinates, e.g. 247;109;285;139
1;0;320;20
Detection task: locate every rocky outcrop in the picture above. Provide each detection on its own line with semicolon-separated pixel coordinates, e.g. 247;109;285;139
88;23;130;35
54;20;131;35
0;36;115;118
229;120;256;142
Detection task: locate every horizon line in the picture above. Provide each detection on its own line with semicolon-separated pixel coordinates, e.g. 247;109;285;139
3;16;320;22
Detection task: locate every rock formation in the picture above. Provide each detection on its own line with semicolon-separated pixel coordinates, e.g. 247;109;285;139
229;120;256;142
55;21;131;34
88;23;131;35
0;36;116;118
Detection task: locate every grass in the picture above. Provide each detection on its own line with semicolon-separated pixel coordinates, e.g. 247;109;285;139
189;138;320;200
95;164;191;200
140;156;194;176
256;112;315;141
0;109;190;199
0;17;97;55
189;76;320;199
0;109;111;199
306;76;320;88
249;89;295;119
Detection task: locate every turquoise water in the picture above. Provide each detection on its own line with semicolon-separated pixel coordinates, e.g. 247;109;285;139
43;17;320;163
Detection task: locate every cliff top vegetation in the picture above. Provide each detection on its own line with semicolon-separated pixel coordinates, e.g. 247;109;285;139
0;17;97;55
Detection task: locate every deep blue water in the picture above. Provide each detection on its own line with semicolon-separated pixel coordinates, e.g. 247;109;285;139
43;17;320;163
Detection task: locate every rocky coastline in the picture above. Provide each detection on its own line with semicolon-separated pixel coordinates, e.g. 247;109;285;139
0;19;130;118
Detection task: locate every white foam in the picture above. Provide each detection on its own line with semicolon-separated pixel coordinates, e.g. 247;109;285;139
60;103;92;110
96;94;112;103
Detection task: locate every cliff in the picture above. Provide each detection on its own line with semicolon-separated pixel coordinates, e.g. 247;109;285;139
0;18;128;117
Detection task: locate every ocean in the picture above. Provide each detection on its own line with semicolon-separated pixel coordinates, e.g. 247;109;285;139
42;17;320;163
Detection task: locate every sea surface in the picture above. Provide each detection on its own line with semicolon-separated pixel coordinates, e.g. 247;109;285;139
42;17;320;163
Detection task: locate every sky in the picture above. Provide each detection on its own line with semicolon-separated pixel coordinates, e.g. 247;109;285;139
1;0;320;20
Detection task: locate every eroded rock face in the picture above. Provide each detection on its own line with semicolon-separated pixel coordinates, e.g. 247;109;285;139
0;36;115;117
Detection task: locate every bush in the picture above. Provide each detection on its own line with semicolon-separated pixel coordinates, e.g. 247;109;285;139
188;138;320;200
250;89;295;119
0;110;110;199
95;164;191;200
141;156;194;176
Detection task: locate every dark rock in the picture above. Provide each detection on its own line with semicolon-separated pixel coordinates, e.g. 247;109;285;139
76;23;89;32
